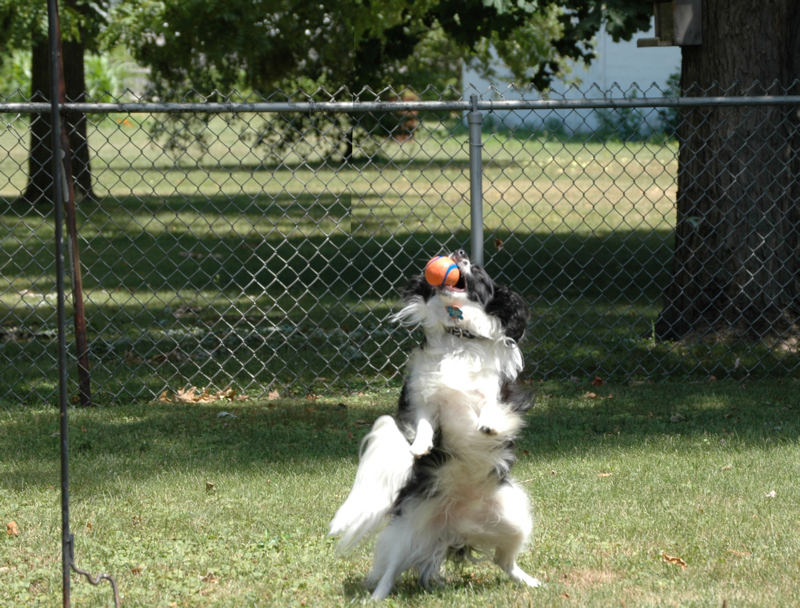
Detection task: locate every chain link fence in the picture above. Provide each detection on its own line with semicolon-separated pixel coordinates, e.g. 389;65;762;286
1;84;799;404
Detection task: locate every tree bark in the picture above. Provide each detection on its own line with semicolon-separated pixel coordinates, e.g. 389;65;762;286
655;0;800;341
23;40;53;205
23;36;94;204
62;35;93;200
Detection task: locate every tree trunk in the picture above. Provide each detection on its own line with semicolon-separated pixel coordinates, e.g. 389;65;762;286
63;36;93;200
655;0;800;341
23;36;94;204
23;41;52;205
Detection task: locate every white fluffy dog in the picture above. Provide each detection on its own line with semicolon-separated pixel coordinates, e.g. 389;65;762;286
329;249;540;600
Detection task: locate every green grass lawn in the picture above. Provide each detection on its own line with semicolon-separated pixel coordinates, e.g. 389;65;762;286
2;379;800;606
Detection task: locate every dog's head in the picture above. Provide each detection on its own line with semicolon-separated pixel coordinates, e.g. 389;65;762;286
436;249;495;307
398;250;530;344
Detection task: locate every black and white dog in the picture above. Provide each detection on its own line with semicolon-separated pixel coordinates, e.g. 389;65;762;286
329;249;540;600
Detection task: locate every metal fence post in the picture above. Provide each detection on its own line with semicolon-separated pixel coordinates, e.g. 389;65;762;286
45;1;73;603
467;95;484;266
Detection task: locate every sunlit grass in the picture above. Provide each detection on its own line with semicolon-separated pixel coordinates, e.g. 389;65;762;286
2;381;800;606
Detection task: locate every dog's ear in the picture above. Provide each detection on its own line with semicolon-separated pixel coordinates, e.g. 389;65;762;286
465;265;495;306
486;285;530;343
402;274;435;302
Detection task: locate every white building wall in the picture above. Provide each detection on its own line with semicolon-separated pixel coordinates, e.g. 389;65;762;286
463;20;681;133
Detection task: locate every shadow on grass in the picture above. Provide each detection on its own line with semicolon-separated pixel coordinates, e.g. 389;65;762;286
521;379;800;456
1;379;798;495
341;574;372;601
1;192;799;405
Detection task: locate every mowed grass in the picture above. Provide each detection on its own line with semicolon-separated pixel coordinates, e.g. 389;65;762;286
2;379;800;606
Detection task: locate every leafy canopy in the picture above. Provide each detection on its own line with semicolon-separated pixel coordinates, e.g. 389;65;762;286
0;0;109;57
105;0;651;96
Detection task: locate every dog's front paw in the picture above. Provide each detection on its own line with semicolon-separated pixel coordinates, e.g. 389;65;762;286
410;439;433;458
477;403;507;437
410;418;435;458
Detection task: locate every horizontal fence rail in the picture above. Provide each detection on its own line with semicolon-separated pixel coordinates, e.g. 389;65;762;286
3;94;800;114
1;84;799;404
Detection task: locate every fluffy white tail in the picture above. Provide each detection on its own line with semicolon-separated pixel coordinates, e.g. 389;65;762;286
329;415;413;554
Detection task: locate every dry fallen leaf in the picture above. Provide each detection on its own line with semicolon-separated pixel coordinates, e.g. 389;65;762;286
728;549;751;557
597;472;613;478
220;387;248;401
200;571;219;583
591;375;605;387
494;238;504;251
584;392;599;399
267;390;281;400
6;521;19;536
662;553;687;570
160;386;248;404
175;386;199;402
206;482;215;493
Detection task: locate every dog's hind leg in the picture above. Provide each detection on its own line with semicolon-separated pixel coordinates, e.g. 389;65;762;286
370;564;403;601
494;548;541;588
366;518;417;600
491;483;541;588
493;528;541;588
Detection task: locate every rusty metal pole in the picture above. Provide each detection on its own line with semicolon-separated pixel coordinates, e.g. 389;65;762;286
48;0;92;406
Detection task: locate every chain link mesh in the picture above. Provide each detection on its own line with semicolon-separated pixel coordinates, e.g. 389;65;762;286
1;84;799;403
